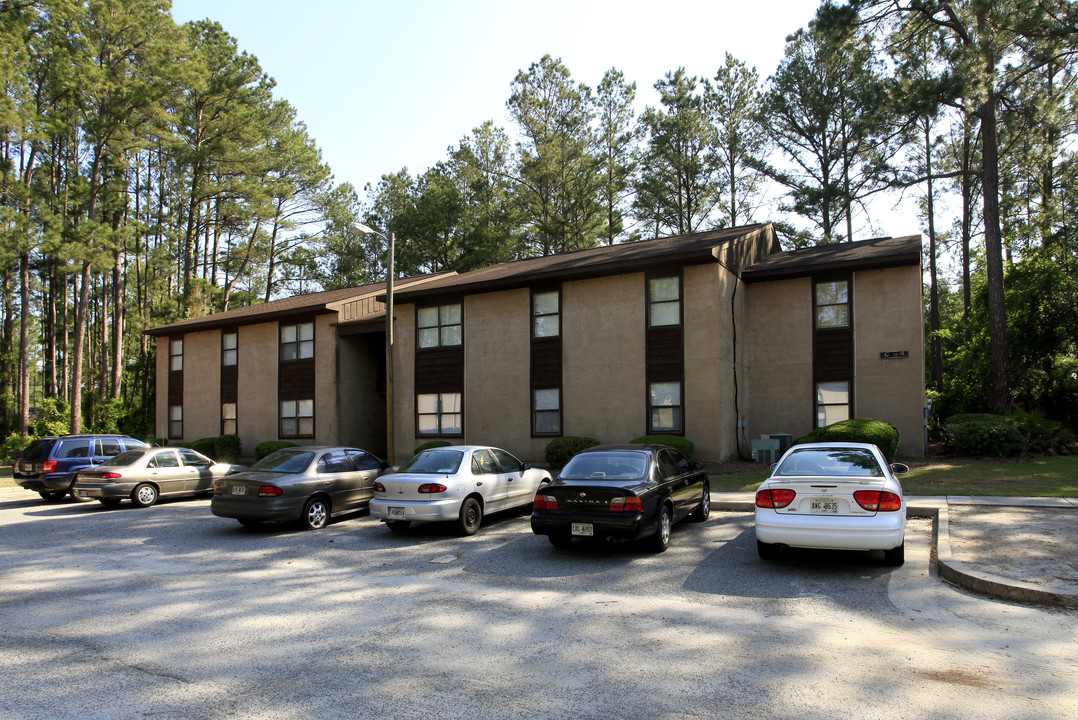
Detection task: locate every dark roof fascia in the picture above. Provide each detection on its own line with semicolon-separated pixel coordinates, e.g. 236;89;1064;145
740;235;922;283
145;305;337;337
388;225;773;304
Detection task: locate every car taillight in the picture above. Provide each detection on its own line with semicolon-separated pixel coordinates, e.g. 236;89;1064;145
42;460;57;474
213;481;223;493
97;472;122;480
418;483;447;494
853;490;902;512
258;485;283;497
533;494;558;510
610;496;644;512
373;481;386;493
756;488;796;509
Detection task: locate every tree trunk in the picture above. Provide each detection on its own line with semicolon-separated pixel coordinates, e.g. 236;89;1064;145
18;252;31;438
70;262;91;434
924;121;942;392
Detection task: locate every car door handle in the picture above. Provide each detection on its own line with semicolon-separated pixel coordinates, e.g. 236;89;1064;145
476;481;483;487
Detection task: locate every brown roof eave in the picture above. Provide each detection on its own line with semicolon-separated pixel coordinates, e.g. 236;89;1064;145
144;306;339;337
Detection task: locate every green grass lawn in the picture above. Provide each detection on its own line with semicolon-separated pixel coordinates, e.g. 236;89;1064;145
709;455;1078;498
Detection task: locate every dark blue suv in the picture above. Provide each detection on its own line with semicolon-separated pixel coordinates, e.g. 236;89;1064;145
14;435;149;502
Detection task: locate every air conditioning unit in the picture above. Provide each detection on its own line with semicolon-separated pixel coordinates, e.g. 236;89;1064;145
766;433;793;454
751;437;781;464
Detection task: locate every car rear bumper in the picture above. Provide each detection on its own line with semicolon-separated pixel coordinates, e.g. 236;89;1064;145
210;495;306;522
72;482;137;500
531;512;655;541
15;473;75;492
369;497;463;523
754;509;905;550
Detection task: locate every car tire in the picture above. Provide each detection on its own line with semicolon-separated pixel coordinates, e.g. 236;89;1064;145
457;497;482;536
39;490;66;503
385;520;411;532
302;496;330;531
757;539;781;561
99;498;122;508
548;532;572;549
883;543;905;567
689;484;711;522
131;483;159;508
648;503;672;553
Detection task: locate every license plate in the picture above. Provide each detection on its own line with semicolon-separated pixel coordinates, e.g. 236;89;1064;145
231;485;246;495
810;498;839;513
388;507;406;519
571;523;594;537
20;462;32;473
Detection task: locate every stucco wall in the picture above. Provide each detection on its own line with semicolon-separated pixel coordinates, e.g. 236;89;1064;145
314;314;338;446
237;322;278;454
180;329;222;442
853;266;926;457
683;264;737;460
392;303;416;465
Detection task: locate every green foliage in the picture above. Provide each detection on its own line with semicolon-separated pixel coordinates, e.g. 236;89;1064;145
545;436;600;469
1011;410;1076;455
628;435;696;460
1;433;31;463
942;414;1027;458
412;440;452;456
255;440;298;460
795;418;900;461
177;435;242;463
31;398;70;437
84;396;124;434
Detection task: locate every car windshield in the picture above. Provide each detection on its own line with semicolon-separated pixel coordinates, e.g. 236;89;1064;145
250;449;315;474
397;449;464;474
101;450;146;467
559;452;649;480
22;439;55;460
775;448;883;478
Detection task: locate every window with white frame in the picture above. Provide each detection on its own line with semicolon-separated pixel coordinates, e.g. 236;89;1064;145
532;291;560;338
222;402;237;436
169;338;183;372
222;331;237;366
280;322;314;361
533;388;561;435
417;392;462;435
649;381;682;433
417;304;462;348
280;398;314;437
816;381;850;427
815;280;849;329
648;276;681;327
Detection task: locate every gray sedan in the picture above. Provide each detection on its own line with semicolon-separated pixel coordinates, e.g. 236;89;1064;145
73;447;242;508
211;446;389;530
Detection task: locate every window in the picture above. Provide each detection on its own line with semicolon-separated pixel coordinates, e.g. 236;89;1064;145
280;399;314;437
417;304;462;348
222;402;237;436
169;405;182;438
347;450;383;471
222;331;238;366
816;381;850;427
417;392;462;436
532;291;560;338
470;448;497;475
649;381;682;434
151;450;179;468
58;439;92;459
491;448;523;473
648;276;681;327
97;438;122;457
169;338;183;372
317;451;356;474
533;388;561;435
815;280;849;329
178;449;210;468
280;322;314;361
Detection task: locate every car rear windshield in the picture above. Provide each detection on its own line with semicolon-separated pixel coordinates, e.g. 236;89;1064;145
250;449;314;474
776;448;883;478
22;439;56;460
101;450;146;467
397;449;464;474
560;452;649;480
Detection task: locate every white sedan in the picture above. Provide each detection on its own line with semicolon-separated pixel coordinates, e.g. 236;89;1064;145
370;445;552;535
754;442;909;566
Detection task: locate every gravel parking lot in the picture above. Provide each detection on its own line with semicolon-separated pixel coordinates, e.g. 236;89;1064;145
2;490;1076;719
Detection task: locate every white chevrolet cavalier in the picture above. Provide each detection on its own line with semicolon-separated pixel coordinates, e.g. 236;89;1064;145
754;442;909;566
370;445;552;536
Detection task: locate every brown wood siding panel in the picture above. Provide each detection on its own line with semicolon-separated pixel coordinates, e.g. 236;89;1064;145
415;346;464;394
168;370;183;406
814;332;852;381
220;366;238;404
646;325;684;383
530;338;562;390
278;359;315;400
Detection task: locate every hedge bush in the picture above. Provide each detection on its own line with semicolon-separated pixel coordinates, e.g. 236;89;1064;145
545;436;600;469
1011;410;1076;455
942;413;1031;457
628;435;695;460
795;418;901;461
412;440;452;456
255;440;298;460
176;434;242;463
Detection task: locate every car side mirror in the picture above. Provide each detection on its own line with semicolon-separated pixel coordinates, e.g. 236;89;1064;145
770;463;778;473
693;462;703;471
522;462;532;471
890;463;909;475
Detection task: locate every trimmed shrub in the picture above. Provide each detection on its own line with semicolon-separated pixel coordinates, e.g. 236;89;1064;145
255;440;298;460
942;414;1026;457
545;436;600;469
175;435;242;462
795;418;901;461
628;435;696;460
412;440;452;456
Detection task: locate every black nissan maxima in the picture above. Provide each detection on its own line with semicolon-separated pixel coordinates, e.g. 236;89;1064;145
530;444;710;552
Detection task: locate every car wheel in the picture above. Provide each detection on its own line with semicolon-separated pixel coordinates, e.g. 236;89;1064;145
131;483;159;508
690;484;711;522
457;497;482;536
883;542;905;567
385;520;411;532
548;532;572;549
302;497;330;530
648;503;672;553
757;539;781;561
39;490;66;503
99;498;122;508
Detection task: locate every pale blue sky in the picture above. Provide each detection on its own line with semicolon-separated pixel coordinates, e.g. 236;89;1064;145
169;0;922;238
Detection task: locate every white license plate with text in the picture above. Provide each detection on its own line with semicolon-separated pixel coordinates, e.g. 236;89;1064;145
810;498;839;513
232;485;246;495
571;523;594;537
388;507;407;519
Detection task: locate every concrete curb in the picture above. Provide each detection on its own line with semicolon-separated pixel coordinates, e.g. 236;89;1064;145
714;499;1078;609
